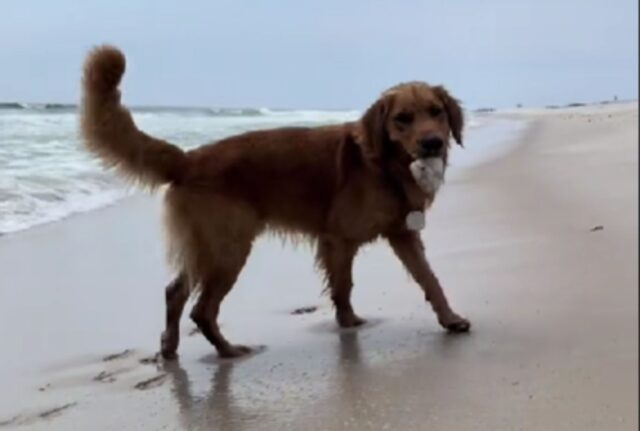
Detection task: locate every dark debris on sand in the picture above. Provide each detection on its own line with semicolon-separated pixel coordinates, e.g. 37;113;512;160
291;306;318;315
103;349;133;362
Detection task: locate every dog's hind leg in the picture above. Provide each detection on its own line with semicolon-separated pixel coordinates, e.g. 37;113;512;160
166;191;260;358
190;241;254;358
190;272;249;358
160;272;189;360
316;237;364;328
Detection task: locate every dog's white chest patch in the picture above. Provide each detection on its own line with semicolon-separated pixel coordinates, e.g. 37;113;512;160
409;157;445;195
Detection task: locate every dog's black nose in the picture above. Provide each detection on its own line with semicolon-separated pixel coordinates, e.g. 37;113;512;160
419;137;444;155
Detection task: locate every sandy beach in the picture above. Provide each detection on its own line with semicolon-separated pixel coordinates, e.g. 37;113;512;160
0;103;637;430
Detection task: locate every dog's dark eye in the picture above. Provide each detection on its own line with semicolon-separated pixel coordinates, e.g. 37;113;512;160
428;106;443;117
393;112;414;125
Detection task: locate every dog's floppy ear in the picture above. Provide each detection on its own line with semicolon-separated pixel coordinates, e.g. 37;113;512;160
433;86;464;146
358;94;392;165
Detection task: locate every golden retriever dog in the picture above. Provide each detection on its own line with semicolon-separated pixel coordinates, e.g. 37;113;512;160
81;46;470;360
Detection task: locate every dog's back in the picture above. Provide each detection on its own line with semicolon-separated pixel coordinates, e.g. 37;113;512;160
181;126;354;234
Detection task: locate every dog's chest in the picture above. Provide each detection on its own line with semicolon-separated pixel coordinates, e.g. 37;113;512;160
329;178;403;241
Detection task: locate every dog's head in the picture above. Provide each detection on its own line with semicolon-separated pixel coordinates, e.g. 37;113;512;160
358;82;463;166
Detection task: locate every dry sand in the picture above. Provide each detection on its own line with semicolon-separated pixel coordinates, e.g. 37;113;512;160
0;103;637;430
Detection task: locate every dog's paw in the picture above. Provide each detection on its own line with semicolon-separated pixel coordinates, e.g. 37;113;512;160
218;344;254;359
160;331;179;360
439;313;471;333
337;312;367;328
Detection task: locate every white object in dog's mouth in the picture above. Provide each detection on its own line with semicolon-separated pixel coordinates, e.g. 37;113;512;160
409;157;445;194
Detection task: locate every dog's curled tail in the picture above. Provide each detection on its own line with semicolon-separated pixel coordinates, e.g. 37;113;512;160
80;45;186;188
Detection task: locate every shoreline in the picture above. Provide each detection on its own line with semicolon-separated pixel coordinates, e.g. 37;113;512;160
0;103;637;430
0;112;528;238
8;99;635;238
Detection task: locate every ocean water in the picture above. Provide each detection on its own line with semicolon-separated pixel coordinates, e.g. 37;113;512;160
0;105;515;235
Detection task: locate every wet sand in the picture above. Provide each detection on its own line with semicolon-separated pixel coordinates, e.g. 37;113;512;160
0;103;637;430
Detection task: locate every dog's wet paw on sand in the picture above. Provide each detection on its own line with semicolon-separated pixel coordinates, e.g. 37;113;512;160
439;314;472;333
199;344;267;364
337;314;367;328
219;344;255;359
445;320;471;333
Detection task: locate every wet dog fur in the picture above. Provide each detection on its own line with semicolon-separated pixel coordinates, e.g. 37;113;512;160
80;46;470;359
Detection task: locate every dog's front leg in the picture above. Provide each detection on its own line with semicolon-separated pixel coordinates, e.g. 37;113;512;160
386;231;470;332
316;237;365;328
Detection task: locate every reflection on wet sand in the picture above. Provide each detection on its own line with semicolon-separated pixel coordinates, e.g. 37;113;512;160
164;329;376;430
165;359;256;431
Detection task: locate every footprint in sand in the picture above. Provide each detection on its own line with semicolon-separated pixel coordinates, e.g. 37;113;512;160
99;349;169;390
139;353;161;365
134;374;167;390
39;348;167;395
291;305;318;315
36;403;78;421
93;349;166;384
102;349;134;362
0;402;78;428
92;369;126;384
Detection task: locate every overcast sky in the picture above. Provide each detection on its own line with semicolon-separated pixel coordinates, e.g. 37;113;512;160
0;0;637;109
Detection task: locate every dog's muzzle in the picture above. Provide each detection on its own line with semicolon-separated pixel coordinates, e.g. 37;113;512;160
418;137;445;158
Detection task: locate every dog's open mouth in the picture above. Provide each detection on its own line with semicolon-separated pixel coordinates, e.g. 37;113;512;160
418;148;444;159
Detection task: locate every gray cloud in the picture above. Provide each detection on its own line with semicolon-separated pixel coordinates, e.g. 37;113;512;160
0;0;637;109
